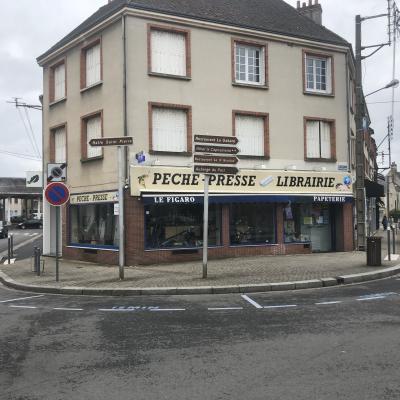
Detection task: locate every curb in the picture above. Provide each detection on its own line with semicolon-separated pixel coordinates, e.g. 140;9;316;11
1;265;400;296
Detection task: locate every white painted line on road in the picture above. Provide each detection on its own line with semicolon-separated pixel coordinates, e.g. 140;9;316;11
315;301;343;305
208;307;243;311
98;308;134;312
24;233;29;236
2;258;16;265
53;308;84;311
241;294;263;309
9;305;37;309
150;308;186;312
263;305;298;309
0;294;44;303
357;296;386;301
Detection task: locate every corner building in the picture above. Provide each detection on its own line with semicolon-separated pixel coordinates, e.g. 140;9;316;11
38;0;356;265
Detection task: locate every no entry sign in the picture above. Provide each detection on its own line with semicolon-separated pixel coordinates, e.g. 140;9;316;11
45;182;70;206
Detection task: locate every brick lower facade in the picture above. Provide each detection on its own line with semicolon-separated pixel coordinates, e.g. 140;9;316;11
61;193;354;266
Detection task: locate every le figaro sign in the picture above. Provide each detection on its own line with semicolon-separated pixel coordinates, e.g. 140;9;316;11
130;166;353;196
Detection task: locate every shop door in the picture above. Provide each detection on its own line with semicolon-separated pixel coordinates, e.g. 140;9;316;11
309;204;332;252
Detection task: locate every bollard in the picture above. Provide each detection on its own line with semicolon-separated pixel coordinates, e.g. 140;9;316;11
36;247;41;276
7;236;11;264
10;234;13;259
392;227;396;255
387;227;391;261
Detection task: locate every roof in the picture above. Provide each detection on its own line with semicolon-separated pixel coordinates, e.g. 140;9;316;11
37;0;349;63
0;178;42;199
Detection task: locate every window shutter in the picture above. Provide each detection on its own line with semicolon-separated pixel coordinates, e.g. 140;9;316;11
320;121;331;158
235;115;264;156
54;63;65;100
86;116;102;158
151;30;186;76
54;126;66;163
86;44;101;86
306;121;320;158
152;108;187;152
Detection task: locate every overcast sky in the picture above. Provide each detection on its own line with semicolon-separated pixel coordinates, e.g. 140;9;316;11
0;0;398;178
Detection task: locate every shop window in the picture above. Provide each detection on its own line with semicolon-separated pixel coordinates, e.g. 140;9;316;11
230;203;275;245
70;203;119;248
145;204;222;249
283;203;332;251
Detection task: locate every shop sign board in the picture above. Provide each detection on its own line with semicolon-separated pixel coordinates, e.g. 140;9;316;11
194;134;238;145
194;144;239;155
26;171;42;187
89;137;133;146
194;154;238;164
194;165;239;175
70;191;118;205
45;182;70;206
130;166;354;197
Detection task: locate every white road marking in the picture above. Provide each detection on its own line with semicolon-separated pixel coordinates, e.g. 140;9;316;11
241;294;263;309
0;294;44;303
2;258;16;265
98;308;134;312
24;233;29;236
357;296;386;301
150;308;186;312
263;304;298;309
208;307;243;311
315;301;343;305
9;305;37;309
53;308;83;311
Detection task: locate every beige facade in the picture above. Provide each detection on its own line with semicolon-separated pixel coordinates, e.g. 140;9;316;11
38;3;356;262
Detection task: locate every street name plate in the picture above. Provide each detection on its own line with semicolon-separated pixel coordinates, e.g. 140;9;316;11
194;134;239;145
89;137;133;146
194;154;239;164
195;144;239;155
194;165;239;175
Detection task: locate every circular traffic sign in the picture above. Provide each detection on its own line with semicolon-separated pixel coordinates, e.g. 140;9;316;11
45;182;70;206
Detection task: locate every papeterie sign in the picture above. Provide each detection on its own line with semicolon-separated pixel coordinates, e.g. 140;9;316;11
130;166;353;196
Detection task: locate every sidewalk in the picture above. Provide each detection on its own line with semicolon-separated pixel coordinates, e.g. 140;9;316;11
1;230;400;295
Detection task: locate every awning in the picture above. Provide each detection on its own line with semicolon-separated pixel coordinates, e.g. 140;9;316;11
365;179;384;198
141;193;354;205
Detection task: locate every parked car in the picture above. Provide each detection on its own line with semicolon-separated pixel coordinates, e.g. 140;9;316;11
18;219;43;229
11;216;25;224
0;221;8;239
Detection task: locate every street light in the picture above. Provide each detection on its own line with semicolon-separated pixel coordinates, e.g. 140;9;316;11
364;79;399;97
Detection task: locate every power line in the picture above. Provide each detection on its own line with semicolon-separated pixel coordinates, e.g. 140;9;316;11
0;150;42;161
23;107;41;157
16;106;40;158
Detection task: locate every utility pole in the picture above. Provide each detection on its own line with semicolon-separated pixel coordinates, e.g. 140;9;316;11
355;3;393;251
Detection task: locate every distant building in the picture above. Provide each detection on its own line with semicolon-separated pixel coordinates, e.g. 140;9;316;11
0;178;42;223
38;0;357;264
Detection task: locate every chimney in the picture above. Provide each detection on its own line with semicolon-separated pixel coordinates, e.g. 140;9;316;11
297;0;322;25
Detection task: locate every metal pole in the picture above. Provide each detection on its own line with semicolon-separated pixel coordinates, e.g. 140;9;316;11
355;15;366;251
10;234;13;259
118;145;125;280
387;117;392;260
55;206;59;282
392;225;396;254
7;235;11;264
202;174;209;279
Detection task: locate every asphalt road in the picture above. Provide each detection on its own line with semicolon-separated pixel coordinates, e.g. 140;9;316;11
0;228;42;262
1;275;400;399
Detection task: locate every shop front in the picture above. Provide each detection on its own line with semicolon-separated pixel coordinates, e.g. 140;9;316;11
62;190;120;264
126;166;354;265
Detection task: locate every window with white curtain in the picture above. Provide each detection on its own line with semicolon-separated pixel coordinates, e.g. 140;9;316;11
85;43;101;87
306;120;332;159
86;115;102;158
151;29;187;76
54;126;66;163
152;107;187;152
305;53;332;94
235;43;265;85
53;63;65;100
235;114;265;156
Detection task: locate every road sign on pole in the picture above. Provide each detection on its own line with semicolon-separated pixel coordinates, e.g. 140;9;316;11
45;182;70;206
194;144;239;155
89;137;133;147
194;154;239;164
194;165;239;175
194;134;238;145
